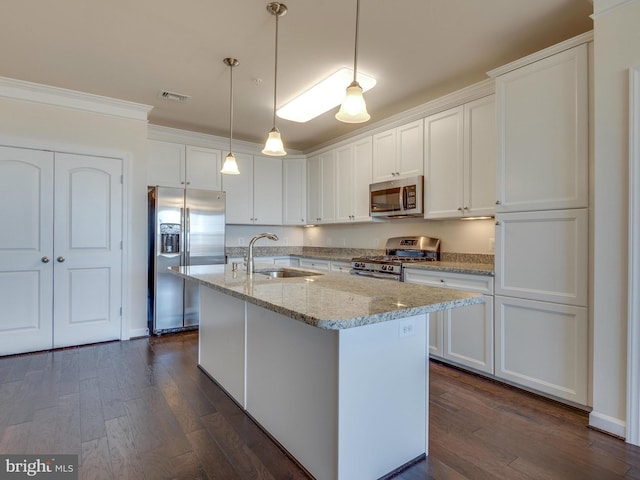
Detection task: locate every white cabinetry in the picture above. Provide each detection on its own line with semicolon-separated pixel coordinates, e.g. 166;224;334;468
491;40;590;406
494;44;588;213
336;137;373;223
223;154;283;225
404;269;494;374
330;261;352;273
298;258;331;271
148;140;222;191
424;96;496;219
283;157;307;225
307;150;335;224
372;119;423;182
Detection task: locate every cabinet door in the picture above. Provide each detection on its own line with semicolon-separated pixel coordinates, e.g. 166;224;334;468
307;154;321;223
148;140;185;188
0;147;54;356
396;119;424;178
444;295;494;374
495;295;588;405
495;209;588;306
352;137;373;221
223;153;253;224
53;153;123;348
186;145;222;191
335;144;355;223
428;311;444;358
253;155;282;225
372;129;396;182
424;107;464;219
330;261;351;273
283;158;307;225
495;44;588;212
464;95;496;217
298;258;331;271
319;151;336;223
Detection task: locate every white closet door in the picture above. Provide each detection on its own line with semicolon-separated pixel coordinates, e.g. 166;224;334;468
53;153;123;347
0;146;54;355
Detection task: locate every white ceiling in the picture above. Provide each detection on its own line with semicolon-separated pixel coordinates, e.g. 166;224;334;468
0;0;593;152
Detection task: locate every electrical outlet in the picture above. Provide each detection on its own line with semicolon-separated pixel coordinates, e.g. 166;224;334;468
489;237;495;252
399;320;416;337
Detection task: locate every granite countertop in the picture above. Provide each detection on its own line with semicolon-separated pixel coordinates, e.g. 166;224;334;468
170;264;483;330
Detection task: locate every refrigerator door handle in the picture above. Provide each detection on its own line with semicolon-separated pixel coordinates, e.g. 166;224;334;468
185;207;191;266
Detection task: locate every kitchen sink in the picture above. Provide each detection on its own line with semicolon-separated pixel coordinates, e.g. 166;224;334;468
256;268;323;278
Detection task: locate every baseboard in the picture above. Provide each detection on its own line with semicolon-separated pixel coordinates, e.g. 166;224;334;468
589;410;627;439
126;327;149;340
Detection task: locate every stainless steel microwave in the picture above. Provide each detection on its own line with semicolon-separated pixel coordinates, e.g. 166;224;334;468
369;175;424;218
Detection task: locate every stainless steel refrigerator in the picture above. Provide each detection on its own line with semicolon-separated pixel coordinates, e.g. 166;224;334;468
148;186;226;334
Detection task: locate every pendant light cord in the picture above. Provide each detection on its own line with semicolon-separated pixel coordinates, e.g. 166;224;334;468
229;63;234;153
272;8;280;127
353;0;360;83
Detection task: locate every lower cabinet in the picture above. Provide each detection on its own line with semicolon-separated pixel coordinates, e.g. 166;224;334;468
494;295;588;405
298;258;332;271
330;260;352;273
403;269;494;374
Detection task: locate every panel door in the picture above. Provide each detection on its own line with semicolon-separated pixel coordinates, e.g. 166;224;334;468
352;137;373;221
396;119;424;178
335;144;355;223
372;129;396;182
148;140;185;188
495;44;588;212
319;151;336;224
186;145;222;191
53;153;123;348
253;155;283;225
424;106;464;219
222;153;253;224
307;154;321;223
282;157;306;225
0;147;54;356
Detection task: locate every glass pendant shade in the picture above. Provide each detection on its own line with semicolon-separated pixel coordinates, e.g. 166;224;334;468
335;80;370;123
221;152;240;174
262;127;287;156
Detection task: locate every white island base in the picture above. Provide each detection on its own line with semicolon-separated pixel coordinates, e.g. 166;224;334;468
199;286;429;480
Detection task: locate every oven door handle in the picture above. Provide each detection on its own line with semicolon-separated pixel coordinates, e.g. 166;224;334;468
350;270;401;281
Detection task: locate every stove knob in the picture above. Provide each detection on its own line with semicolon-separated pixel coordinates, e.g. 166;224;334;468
382;265;387;271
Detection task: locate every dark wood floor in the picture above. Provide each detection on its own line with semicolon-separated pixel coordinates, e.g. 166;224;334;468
1;332;639;480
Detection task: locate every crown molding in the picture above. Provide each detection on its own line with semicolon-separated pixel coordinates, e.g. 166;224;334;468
0;76;152;121
487;31;594;78
592;0;638;18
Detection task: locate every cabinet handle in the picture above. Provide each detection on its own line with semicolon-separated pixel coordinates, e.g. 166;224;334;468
495;221;500;226
57;256;65;263
181;181;185;185
463;206;469;210
457;207;463;211
495;200;501;205
41;256;50;263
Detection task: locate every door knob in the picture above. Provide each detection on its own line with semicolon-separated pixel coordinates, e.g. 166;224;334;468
57;256;65;263
41;256;50;263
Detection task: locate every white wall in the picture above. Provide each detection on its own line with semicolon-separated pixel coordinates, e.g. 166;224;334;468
0;95;150;338
591;0;640;436
304;218;495;253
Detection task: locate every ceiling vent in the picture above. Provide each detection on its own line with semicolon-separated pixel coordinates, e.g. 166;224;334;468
158;90;191;103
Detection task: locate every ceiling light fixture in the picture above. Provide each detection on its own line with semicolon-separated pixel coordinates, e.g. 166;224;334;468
277;67;376;123
336;0;371;123
221;57;240;175
262;2;287;157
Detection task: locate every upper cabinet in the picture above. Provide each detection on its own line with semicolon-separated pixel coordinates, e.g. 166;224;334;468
148;140;222;191
372;119;424;182
494;44;588;213
307;150;336;224
335;137;373;223
223;154;283;225
282;157;307;225
424;95;496;219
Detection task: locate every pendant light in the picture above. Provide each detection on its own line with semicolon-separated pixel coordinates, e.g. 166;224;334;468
335;0;370;123
221;57;240;175
262;2;287;156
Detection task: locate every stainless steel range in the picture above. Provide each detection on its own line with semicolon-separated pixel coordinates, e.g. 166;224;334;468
351;236;441;281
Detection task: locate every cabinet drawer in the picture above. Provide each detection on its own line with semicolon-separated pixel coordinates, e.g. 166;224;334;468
298;258;331;271
403;269;494;294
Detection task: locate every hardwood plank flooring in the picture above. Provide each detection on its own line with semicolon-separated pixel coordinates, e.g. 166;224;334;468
1;331;639;479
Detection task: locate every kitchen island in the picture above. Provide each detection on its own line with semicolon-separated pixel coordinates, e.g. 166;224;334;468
170;264;483;480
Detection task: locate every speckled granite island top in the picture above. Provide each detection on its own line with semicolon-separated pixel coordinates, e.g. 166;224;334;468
171;264;483;330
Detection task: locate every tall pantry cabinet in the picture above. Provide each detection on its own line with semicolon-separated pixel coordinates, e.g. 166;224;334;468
490;41;590;405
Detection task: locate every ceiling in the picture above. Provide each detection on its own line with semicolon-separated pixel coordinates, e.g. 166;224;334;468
0;0;593;153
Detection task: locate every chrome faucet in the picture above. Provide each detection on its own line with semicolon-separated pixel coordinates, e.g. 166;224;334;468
247;232;279;275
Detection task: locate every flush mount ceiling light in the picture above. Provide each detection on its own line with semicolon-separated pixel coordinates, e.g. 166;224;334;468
277;67;376;123
336;0;371;123
262;2;287;157
221;57;240;175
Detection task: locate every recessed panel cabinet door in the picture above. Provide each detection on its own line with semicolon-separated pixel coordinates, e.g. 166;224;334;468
53;153;123;348
0;147;54;356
